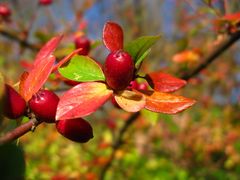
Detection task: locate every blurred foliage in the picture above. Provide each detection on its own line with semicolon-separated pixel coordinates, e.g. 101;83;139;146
1;0;240;179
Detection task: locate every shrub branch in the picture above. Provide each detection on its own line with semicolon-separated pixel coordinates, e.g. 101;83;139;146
99;31;240;180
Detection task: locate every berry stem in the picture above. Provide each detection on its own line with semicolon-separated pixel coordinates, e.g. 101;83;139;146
0;119;42;145
0;27;40;51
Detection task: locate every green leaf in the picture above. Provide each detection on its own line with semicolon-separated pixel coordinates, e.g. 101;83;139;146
58;55;105;82
124;35;161;67
135;48;151;69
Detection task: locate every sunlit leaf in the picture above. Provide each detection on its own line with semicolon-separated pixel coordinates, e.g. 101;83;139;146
58;55;105;82
114;90;145;112
140;90;196;114
20;55;55;101
146;72;187;92
103;21;123;51
124;35;160;64
56;82;113;120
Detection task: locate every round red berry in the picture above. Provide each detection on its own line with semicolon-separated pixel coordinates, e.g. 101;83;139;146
29;89;59;123
56;118;93;143
104;50;134;90
74;36;91;55
39;0;52;6
0;4;11;17
3;84;26;119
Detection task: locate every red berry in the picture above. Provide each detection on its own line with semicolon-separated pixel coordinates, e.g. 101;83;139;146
104;50;134;90
74;36;91;55
29;89;59;123
3;84;26;119
56;118;93;143
0;4;11;17
39;0;52;6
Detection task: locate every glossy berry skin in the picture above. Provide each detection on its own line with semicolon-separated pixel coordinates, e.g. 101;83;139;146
3;84;26;119
0;4;11;17
74;36;91;55
29;90;59;123
104;50;134;90
39;0;52;6
56;118;93;143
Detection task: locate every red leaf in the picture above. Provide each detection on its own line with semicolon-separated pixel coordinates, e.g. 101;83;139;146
103;21;123;51
20;55;55;101
114;90;145;112
52;48;83;72
141;90;196;114
19;60;33;71
34;34;63;67
56;82;113;120
146;72;187;92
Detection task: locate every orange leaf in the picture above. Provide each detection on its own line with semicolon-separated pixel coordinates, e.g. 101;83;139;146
103;21;123;51
34;34;63;67
114;90;145;112
56;82;113;120
20;55;55;101
146;72;186;92
19;71;29;95
141;90;196;114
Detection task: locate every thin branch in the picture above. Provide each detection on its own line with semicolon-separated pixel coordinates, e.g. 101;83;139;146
99;112;140;180
0;29;40;51
182;31;240;80
0;120;41;145
99;31;240;180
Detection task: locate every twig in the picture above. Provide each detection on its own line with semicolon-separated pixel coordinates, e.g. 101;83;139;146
99;31;240;179
0;120;41;145
182;31;240;80
0;29;40;51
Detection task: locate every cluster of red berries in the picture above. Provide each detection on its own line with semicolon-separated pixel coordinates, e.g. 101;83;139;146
3;84;93;143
